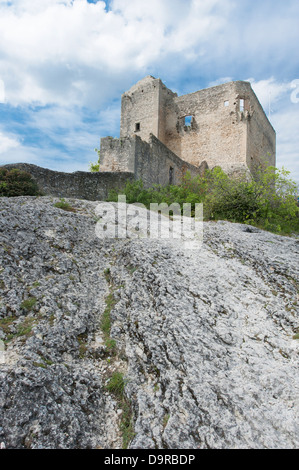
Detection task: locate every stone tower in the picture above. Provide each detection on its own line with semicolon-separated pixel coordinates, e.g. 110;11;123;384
119;76;276;176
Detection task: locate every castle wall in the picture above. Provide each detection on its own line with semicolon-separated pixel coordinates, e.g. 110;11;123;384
99;134;206;188
119;77;276;176
157;80;178;144
120;76;161;143
134;134;206;188
244;88;276;171
100;137;136;172
163;82;248;170
1;163;134;201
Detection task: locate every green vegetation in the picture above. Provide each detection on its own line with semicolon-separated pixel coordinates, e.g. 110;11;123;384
33;355;54;368
53;198;76;212
16;316;36;339
1;316;37;342
101;292;117;354
88;148;100;172
77;332;88;358
0;316;17;336
108;164;299;235
163;413;170;429
0;168;40;197
105;371;126;395
20;297;37;311
104;268;111;283
105;372;135;449
101;268;135;448
33;362;48;369
31;281;41;288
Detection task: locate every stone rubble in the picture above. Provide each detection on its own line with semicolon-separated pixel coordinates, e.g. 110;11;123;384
0;196;298;449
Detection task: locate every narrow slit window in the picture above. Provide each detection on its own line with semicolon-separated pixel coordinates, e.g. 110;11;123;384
239;99;245;112
169;167;174;185
135;122;140;132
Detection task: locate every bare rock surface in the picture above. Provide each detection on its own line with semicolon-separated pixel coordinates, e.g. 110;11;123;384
0;196;298;449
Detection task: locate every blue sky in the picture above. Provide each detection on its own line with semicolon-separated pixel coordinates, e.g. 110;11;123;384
0;0;298;185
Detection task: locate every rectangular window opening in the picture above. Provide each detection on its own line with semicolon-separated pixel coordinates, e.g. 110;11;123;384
224;100;229;107
239;99;245;112
184;115;192;127
135;122;140;132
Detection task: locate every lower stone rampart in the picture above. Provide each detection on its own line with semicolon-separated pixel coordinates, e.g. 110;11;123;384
0;163;134;201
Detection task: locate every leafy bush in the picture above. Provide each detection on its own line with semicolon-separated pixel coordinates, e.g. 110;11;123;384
88;148;100;172
107;164;299;235
108;178;202;215
204;166;299;234
0;168;40;197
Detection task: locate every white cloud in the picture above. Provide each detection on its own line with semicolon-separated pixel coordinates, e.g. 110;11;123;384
0;100;121;172
0;132;20;154
248;77;299;185
249;77;292;113
0;0;230;107
0;0;298;185
208;77;233;87
0;0;298;108
0;79;5;103
272;107;299;186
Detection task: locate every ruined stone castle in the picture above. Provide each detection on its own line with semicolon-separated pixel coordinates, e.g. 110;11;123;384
2;76;276;201
100;76;276;187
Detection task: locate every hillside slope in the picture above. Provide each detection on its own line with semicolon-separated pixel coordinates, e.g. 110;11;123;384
0;196;298;449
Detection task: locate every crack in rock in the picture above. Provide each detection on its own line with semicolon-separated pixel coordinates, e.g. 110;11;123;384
0;197;298;449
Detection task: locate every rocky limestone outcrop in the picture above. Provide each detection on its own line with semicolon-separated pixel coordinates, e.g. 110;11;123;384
0;196;298;449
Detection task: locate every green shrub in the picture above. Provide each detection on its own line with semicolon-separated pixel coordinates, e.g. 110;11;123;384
16;316;36;338
204;165;299;234
107;164;299;235
108;179;202;215
0;168;40;197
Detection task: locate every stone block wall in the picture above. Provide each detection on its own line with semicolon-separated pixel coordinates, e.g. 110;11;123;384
99;134;206;188
244;85;276;171
120;76;160;143
119;77;276;176
164;82;248;169
100;137;136;173
163;81;276;172
1;163;134;201
134;134;207;187
120;76;177;145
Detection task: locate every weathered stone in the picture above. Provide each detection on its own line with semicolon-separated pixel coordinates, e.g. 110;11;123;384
0;164;134;201
116;76;276;176
0;196;298;449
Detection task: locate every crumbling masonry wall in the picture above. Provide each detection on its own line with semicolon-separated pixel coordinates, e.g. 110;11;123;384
118;76;276;176
1;163;134;201
120;76;178;145
100;134;206;188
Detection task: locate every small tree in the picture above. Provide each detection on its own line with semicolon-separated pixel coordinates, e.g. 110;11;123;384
252;165;299;233
89;148;100;172
0;169;40;197
203;165;299;233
